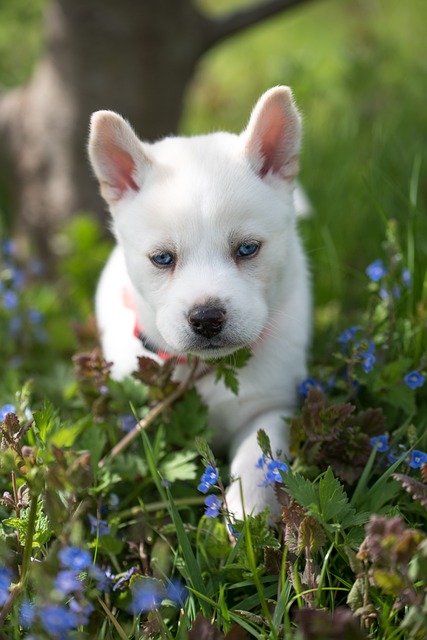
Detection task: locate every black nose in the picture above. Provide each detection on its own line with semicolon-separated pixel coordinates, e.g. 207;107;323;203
188;305;226;339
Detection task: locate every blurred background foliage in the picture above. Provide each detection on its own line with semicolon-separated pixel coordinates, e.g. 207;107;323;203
0;0;426;348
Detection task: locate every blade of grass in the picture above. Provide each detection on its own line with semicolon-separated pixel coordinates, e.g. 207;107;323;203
97;597;129;640
140;430;211;617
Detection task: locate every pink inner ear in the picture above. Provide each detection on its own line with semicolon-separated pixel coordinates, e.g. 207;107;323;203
105;142;139;196
258;104;288;178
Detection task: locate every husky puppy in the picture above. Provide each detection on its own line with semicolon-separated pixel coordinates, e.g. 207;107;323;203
89;87;311;519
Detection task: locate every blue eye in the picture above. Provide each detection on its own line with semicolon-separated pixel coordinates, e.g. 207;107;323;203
151;252;174;267
236;242;260;258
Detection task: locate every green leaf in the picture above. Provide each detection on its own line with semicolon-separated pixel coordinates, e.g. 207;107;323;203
382;382;416;414
318;468;349;522
33;401;60;444
50;415;92;448
79;424;107;472
160;450;198;482
257;429;273;458
209;347;252;395
283;471;318;512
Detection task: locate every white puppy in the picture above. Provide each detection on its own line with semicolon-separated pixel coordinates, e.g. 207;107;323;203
88;87;311;519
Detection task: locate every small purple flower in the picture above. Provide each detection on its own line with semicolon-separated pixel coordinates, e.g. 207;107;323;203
404;371;425;389
54;570;83;595
69;599;94;625
370;435;389;452
265;459;288;484
409;450;427;469
40;604;78;635
204;494;222;518
298;377;323;398
58;546;92;571
113;566;138;591
88;513;111;537
366;259;387;282
0;404;16;421
88;565;111;592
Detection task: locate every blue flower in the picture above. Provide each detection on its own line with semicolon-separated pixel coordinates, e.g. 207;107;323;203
204;494;222;518
362;353;376;373
337;326;361;343
404;371;425;389
69;599;94;625
298;377;323;398
370;435;389;452
366;259;387;282
58;546;92;571
130;580;162;615
265;459;288;484
28;309;43;324
0;567;12;606
0;404;16;421
409;450;427;469
88;565;111;592
197;465;218;493
88;513;111;537
164;579;187;607
121;415;138;432
113;566;138;591
2;239;15;257
256;454;266;469
54;570;83;595
402;268;411;287
3;290;18;310
19;600;35;628
227;523;240;539
39;604;78;635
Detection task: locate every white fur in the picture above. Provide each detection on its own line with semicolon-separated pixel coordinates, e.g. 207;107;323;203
89;87;311;520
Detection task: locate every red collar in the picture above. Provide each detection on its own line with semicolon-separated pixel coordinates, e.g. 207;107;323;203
123;288;188;364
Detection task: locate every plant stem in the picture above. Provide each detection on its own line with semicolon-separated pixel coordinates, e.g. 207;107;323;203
21;493;38;583
98;359;200;467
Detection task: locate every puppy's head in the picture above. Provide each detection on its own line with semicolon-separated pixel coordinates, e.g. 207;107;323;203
89;87;302;359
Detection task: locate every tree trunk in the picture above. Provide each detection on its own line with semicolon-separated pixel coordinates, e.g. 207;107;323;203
0;0;312;261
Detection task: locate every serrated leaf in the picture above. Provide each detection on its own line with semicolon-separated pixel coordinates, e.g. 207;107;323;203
283;471;318;512
318;468;349;522
160;450;198;482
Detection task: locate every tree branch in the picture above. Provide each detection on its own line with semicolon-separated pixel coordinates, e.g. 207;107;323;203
200;0;316;53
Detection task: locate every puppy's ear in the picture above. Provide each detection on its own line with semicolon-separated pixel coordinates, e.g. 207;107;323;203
88;111;152;205
243;86;301;181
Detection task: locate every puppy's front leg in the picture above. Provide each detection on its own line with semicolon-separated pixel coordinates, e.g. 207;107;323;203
226;410;290;521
